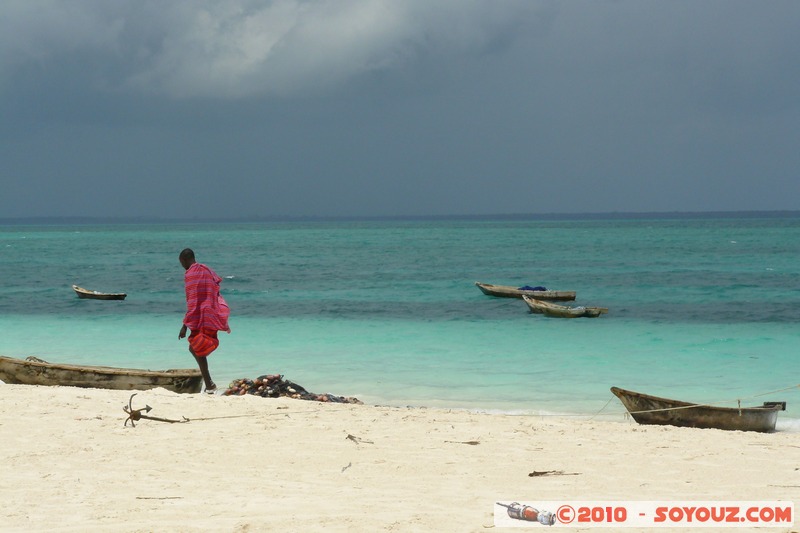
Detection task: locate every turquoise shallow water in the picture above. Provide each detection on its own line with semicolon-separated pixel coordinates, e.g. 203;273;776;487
1;216;799;427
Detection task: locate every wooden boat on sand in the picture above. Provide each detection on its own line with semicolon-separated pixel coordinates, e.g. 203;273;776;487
72;284;127;300
0;355;203;394
475;282;576;301
523;295;607;318
611;386;785;433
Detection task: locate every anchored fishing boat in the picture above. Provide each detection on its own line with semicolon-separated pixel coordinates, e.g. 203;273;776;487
611;386;785;432
523;295;607;318
72;284;127;300
475;282;576;301
0;355;203;394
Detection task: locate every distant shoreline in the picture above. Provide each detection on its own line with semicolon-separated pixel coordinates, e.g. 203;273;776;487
2;210;799;226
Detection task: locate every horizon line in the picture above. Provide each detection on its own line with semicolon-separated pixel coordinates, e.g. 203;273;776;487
1;209;799;225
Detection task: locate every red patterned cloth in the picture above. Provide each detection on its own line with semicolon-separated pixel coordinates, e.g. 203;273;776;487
188;328;219;357
184;263;230;335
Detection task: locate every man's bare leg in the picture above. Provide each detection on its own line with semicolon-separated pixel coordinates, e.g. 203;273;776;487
192;352;216;392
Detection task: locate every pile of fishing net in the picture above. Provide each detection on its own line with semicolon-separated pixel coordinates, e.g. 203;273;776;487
222;374;362;404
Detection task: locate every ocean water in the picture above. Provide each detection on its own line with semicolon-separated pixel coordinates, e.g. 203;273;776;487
1;215;799;427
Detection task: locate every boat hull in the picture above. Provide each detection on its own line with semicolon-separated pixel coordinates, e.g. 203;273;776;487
0;355;203;394
611;386;783;433
72;285;127;300
523;296;606;318
475;282;576;301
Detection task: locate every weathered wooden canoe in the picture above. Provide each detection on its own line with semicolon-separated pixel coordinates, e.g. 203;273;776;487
475;282;576;301
611;386;785;433
0;355;203;394
523;295;607;318
72;284;127;300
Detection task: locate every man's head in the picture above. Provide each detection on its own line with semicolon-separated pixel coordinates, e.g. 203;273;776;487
179;248;196;270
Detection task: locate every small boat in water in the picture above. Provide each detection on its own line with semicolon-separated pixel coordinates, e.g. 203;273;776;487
0;355;203;394
523;295;607;318
611;386;785;433
475;282;576;301
72;284;127;300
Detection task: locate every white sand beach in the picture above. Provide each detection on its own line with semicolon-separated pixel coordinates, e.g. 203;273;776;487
0;384;797;532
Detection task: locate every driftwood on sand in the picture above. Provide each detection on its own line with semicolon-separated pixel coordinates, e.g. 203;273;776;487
223;374;362;404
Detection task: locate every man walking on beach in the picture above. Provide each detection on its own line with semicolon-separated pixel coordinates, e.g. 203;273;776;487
178;248;230;393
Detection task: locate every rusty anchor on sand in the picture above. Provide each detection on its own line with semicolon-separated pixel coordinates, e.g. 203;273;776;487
123;393;188;427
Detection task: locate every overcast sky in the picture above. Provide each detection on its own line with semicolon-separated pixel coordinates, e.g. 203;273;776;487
1;0;799;219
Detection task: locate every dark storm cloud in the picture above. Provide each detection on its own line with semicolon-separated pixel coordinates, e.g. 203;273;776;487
1;1;534;98
1;1;798;219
